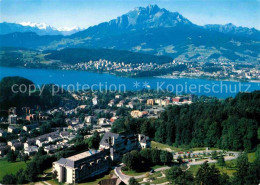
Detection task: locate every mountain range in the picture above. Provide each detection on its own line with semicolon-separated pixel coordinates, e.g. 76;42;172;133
0;5;259;63
0;22;82;36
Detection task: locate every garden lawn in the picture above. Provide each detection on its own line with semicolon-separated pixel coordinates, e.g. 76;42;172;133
151;141;220;152
122;165;166;176
248;152;256;163
0;159;28;181
122;169;146;176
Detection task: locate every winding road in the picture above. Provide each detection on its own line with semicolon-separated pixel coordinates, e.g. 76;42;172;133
114;151;240;185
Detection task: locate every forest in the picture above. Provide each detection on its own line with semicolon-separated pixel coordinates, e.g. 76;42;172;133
44;48;173;64
112;91;260;151
0;76;68;116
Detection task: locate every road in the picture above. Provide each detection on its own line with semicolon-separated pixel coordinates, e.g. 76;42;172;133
114;165;171;184
114;151;240;184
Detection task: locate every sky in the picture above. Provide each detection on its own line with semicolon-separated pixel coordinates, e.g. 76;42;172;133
0;0;260;30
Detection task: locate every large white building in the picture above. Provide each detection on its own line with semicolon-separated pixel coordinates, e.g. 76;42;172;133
53;149;110;184
53;132;150;183
99;132;150;161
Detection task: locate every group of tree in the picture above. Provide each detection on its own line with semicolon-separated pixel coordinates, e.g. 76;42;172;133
165;150;260;185
86;130;101;149
1;147;56;184
122;148;172;172
128;177;140;185
112;91;260;151
6;149;29;163
6;150;18;162
44;48;173;65
0;76;67;117
232;152;260;185
166;162;229;185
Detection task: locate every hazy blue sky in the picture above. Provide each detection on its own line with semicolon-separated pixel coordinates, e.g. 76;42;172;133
0;0;259;29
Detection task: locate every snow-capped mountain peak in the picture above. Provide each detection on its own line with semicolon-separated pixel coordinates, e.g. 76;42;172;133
19;22;51;30
16;22;83;35
56;26;81;32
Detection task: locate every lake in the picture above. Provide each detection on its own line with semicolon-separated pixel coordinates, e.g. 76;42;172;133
0;66;259;99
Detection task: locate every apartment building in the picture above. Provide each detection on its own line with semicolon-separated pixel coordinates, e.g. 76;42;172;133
99;132;150;161
53;149;110;184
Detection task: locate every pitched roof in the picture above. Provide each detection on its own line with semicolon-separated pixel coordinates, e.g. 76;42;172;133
55;149;101;168
56;158;75;168
8;126;16;129
100;132;120;147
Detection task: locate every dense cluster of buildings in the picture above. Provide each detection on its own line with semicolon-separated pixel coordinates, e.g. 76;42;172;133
61;59;175;75
0;91;195;184
60;58;259;81
131;95;192;118
0;92;192;158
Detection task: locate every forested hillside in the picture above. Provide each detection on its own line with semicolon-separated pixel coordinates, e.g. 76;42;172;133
0;77;66;116
44;48;173;64
112;91;260;151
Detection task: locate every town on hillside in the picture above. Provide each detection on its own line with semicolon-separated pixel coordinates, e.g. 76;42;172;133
1;83;258;184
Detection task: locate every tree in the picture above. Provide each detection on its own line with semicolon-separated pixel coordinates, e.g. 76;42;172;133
255;144;260;161
18;152;29;163
122;153;134;170
151;148;161;164
6;150;17;162
129;177;139;185
219;173;230;185
24;161;39;182
166;166;194;185
166;166;183;184
177;156;183;164
39;123;52;135
36;147;47;156
122;150;142;171
160;150;173;165
130;150;142;170
88;131;100;149
23;153;29;163
233;153;250;185
16;168;26;184
18;152;23;162
211;151;218;159
52;170;58;180
195;162;221;185
140;120;151;136
217;155;225;167
2;174;17;184
247;159;260;185
140;148;152;163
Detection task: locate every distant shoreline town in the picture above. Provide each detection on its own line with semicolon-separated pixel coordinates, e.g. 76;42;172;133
1;58;259;83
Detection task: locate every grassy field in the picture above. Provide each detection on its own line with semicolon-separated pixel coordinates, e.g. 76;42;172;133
150;177;168;184
188;153;256;177
248;152;256;163
0;159;28;181
188;165;201;176
151;141;213;152
122;169;146;176
188;162;237;176
136;171;168;184
122;165;166;176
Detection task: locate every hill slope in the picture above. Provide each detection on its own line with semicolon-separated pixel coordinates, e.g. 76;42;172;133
44;48;173;64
